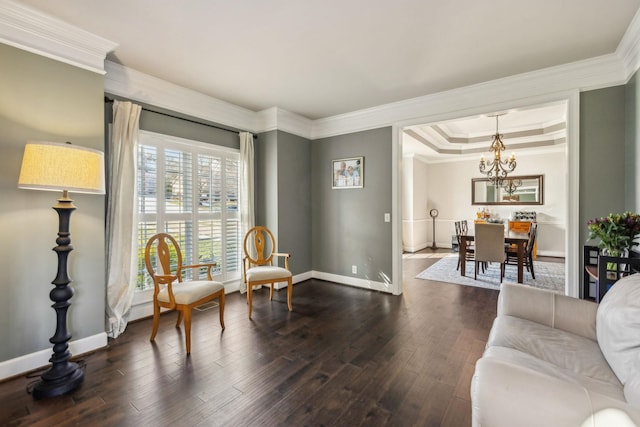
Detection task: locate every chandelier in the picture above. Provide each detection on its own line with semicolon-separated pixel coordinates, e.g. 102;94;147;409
502;178;523;195
478;114;516;186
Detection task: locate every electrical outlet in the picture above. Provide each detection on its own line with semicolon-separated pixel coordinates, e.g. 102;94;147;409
352;265;357;274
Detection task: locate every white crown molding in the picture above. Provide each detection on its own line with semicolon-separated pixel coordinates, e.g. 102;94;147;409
102;47;628;142
255;107;278;133
103;45;634;141
617;7;640;79
0;0;117;74
104;61;258;133
255;107;313;138
105;62;312;138
311;53;628;139
313;13;640;140
6;0;638;141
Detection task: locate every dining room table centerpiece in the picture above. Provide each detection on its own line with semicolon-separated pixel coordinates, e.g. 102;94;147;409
587;211;640;258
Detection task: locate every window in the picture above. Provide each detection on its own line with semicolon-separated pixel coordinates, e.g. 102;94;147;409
136;130;240;291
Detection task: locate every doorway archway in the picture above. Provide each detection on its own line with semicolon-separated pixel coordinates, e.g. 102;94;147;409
391;91;580;297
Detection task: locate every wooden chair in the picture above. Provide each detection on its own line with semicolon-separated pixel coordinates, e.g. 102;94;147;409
506;223;537;279
242;226;292;319
474;223;506;281
144;233;225;354
456;220;485;273
455;220;475;270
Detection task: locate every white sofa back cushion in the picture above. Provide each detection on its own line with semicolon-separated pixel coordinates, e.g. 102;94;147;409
597;273;640;405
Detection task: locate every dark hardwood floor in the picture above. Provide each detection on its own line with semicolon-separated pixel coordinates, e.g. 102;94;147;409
0;248;499;427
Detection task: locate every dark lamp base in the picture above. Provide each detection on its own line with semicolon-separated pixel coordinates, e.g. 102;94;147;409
32;361;84;400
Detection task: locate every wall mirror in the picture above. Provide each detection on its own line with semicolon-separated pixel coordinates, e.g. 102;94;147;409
472;175;543;205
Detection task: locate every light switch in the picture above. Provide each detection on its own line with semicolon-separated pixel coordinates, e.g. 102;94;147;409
384;213;391;222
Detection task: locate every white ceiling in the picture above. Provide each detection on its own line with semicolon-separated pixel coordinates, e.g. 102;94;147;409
16;0;640;123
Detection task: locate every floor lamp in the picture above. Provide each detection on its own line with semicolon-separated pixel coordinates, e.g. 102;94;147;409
18;141;105;400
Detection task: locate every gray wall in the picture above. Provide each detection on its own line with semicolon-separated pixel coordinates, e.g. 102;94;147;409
626;70;639;212
311;127;393;282
0;43;106;361
277;131;312;274
255;130;279;234
255;130;312;275
579;85;627;249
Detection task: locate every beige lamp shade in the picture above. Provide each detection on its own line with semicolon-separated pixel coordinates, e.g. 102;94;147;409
18;142;105;194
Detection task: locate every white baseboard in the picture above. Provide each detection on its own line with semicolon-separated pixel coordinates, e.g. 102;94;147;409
274;271;313;289
537;250;566;258
403;242;428;252
311;271;393;293
0;332;108;381
404;242;453;252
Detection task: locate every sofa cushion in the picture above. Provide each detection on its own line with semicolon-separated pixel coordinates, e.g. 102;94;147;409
471;355;639;427
597;273;640;405
626;375;640;406
488;315;619;386
483;346;625;400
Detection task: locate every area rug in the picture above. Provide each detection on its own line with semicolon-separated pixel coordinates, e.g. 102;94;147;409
415;253;565;293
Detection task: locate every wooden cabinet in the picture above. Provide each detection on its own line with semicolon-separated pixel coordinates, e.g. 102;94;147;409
508;221;531;232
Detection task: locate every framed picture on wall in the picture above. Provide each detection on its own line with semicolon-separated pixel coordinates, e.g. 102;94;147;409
332;157;364;189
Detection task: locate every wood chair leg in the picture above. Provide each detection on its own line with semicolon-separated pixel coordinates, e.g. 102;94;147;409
175;310;183;328
269;283;274;301
183;308;192;355
248;284;254;319
150;303;160;342
529;257;536;279
219;293;225;330
287;278;293;311
474;261;478;280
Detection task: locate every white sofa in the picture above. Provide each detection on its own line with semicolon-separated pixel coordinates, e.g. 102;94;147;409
471;275;640;427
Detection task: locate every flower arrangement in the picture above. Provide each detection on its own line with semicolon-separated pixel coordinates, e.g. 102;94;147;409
587;211;640;256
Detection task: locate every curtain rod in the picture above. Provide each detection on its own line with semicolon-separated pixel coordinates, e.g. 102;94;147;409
104;97;256;139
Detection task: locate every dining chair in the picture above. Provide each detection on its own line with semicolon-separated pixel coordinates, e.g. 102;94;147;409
455;220;476;271
474;223;506;281
506;222;537;279
144;233;225;355
242;226;293;319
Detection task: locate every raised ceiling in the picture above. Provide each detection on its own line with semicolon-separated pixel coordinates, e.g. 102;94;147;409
15;0;640;121
403;102;568;161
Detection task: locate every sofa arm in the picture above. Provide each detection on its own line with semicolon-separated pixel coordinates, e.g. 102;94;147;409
498;283;598;341
471;357;640;427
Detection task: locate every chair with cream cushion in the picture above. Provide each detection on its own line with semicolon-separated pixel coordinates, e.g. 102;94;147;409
144;233;225;354
474;222;506;281
243;226;292;319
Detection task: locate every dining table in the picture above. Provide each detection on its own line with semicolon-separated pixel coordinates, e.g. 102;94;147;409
458;230;530;283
